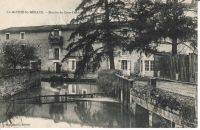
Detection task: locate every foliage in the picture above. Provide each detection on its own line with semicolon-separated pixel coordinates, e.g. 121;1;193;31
1;40;37;70
64;0;197;77
127;0;197;55
97;69;121;96
127;0;160;55
130;83;196;125
156;0;197;55
63;0;129;77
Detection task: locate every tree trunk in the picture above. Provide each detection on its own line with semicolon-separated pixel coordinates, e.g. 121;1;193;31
109;50;115;69
172;38;178;55
13;63;17;70
105;0;115;69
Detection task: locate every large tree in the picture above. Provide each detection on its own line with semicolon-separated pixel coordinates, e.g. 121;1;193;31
157;0;197;55
127;0;197;55
127;0;161;55
63;0;129;76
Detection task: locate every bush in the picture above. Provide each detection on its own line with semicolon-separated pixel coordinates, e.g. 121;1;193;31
97;69;121;95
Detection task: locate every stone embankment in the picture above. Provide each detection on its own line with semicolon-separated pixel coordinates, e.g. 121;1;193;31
97;69;197;128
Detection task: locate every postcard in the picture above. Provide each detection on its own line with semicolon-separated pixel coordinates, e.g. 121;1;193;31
0;0;198;128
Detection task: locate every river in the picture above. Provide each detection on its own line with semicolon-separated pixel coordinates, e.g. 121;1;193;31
0;81;159;128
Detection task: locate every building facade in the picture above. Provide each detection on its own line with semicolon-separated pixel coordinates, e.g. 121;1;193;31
0;25;79;74
0;22;195;78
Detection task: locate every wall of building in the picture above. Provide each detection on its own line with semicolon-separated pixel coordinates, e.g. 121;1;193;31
0;23;195;77
114;50;141;76
0;30;78;72
0;31;50;71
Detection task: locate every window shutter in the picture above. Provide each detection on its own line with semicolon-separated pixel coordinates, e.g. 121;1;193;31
59;31;62;36
49;49;54;59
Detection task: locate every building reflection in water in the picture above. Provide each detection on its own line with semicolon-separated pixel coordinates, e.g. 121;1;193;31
47;81;100;96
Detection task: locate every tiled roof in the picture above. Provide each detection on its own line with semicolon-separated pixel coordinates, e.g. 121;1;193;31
0;24;77;33
0;21;129;34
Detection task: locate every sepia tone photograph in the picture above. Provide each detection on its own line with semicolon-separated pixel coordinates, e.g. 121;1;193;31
0;0;198;128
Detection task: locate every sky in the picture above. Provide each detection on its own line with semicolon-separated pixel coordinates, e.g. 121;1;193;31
0;0;81;29
0;0;193;29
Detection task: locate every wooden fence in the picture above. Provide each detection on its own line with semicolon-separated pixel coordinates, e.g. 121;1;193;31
154;53;197;83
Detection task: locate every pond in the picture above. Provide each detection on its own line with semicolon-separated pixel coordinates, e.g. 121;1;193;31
0;81;150;128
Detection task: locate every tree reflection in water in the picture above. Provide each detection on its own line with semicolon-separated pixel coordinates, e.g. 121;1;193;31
49;103;64;123
74;101;134;128
2;100;33;125
1;100;137;127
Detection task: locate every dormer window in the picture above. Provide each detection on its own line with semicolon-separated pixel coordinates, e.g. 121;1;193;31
51;29;62;37
54;29;59;37
20;32;25;39
5;33;10;40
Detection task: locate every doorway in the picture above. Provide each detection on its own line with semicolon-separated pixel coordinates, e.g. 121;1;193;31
55;62;61;73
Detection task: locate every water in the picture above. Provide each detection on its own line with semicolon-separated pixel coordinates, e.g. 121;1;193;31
1;101;138;127
0;81;149;128
0;81;174;128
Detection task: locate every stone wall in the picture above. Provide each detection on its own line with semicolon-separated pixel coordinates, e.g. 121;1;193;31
129;80;197;127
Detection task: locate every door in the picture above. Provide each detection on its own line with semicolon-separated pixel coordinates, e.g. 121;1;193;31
55;62;61;73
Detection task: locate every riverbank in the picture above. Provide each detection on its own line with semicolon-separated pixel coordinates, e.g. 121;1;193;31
0;70;40;99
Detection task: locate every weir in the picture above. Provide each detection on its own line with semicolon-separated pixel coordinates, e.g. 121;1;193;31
6;92;119;104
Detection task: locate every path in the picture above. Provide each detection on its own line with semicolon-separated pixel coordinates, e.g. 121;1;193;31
156;81;197;98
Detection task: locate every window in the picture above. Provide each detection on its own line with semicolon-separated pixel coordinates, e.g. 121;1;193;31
55;62;61;73
30;61;37;70
20;32;25;39
54;48;59;60
72;60;76;70
5;33;10;40
121;60;127;70
150;61;154;71
144;60;154;71
145;60;149;71
82;89;87;94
